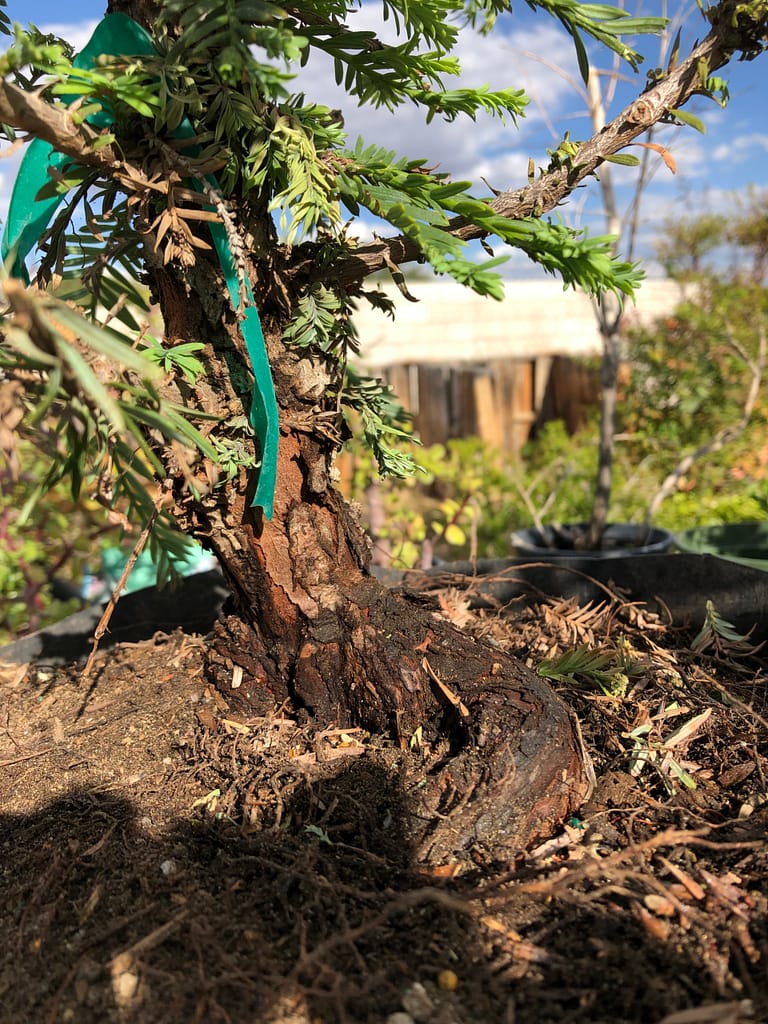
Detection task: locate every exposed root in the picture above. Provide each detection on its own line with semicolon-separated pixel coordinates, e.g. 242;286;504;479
205;585;594;861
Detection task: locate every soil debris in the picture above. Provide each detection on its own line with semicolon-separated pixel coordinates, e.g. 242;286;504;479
1;585;767;1023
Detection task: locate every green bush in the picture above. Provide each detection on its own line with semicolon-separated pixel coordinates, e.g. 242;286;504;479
343;275;768;564
0;445;111;644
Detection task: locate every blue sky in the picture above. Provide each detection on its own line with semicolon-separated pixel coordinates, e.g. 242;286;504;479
2;0;767;276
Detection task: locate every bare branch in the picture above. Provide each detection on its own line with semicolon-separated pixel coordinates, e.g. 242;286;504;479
0;79;118;168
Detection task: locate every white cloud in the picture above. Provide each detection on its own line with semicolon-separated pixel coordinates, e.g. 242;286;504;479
712;132;768;164
0;143;26;224
0;19;98;225
39;20;100;52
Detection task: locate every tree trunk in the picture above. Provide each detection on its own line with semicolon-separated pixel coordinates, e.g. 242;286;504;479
97;0;594;861
147;252;593;861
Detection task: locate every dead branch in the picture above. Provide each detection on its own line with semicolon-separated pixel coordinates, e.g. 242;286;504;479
0;79;119;168
80;488;169;679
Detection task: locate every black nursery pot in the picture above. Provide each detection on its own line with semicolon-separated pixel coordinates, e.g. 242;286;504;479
511;522;675;560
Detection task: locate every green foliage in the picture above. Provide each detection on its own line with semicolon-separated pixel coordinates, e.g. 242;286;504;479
704;0;768;63
466;0;666;71
654;214;728;279
145;338;206;384
529;0;667;76
343;208;768;563
343;428;602;566
0;279;223;579
343;334;768;566
334;141;643;300
0;446;107;643
284;282;350;353
342;370;418;479
622;280;768;453
693;599;750;649
726;188;768;281
0;0;745;592
538;640;643;697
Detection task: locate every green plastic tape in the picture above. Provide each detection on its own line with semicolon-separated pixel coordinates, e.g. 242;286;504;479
1;13;278;517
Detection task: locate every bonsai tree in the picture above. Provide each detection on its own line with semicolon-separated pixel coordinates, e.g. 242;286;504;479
1;0;766;860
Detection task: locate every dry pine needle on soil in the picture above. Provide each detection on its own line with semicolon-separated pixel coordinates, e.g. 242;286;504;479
0;580;767;1024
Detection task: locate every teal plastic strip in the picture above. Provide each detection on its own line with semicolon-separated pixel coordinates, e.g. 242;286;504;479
206;232;279;517
0;13;279;518
2;13;151;278
1;138;64;279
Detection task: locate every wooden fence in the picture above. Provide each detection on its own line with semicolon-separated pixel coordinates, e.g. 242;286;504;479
349;278;682;457
381;354;599;456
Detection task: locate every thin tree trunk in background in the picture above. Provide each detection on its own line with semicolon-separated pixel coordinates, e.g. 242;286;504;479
587;308;621;549
586;69;623;550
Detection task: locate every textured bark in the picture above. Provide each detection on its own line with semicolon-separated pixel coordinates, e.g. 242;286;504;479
145;255;594;859
200;427;594;859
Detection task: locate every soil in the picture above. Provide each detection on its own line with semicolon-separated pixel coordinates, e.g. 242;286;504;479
1;574;767;1024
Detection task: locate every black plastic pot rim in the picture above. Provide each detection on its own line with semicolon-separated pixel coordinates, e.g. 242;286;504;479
510;522;675;559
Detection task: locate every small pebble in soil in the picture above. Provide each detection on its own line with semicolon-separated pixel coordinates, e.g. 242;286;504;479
402;981;435;1021
112;969;139;1005
437;969;459;991
386;1014;415;1024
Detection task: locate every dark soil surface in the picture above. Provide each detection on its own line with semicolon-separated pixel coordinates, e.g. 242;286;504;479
1;575;767;1024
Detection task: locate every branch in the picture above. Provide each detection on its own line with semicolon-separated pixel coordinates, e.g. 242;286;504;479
332;7;759;287
0;79;119;168
0;81;190;253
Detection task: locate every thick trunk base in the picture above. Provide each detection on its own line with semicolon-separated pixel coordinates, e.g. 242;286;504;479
206;584;593;862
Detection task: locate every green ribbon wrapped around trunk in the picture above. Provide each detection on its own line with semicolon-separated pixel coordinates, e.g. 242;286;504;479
1;13;279;518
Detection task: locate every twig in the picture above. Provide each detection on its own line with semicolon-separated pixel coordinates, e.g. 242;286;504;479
154;138;250;312
422;657;470;717
289;886;475;980
0;745;53;767
509;472;546;535
110;908;190;970
508;827;764;898
707;679;768;734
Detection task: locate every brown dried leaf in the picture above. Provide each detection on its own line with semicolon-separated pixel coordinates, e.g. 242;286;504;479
644;892;676;916
699;868;750;919
658;855;706;901
175;207;222;223
633;140;677;173
0;661;29;687
664;708;713;750
437;588;475;630
718;761;756;788
635;902;672;941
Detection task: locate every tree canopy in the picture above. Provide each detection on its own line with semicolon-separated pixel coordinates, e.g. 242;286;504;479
1;0;765;562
